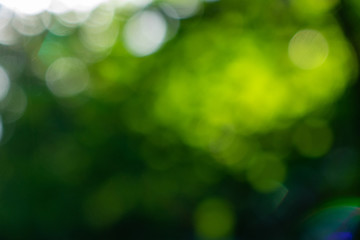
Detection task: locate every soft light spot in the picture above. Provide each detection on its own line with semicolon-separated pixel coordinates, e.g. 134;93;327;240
0;23;19;45
47;18;75;36
291;0;340;16
82;176;137;228
114;0;152;9
83;182;125;228
0;6;13;30
1;85;27;122
246;154;286;193
289;29;329;69
0;115;3;142
293;120;333;158
123;10;167;57
12;14;46;36
212;137;253;169
82;4;114;31
79;19;119;54
162;0;201;19
0;66;10;101
57;10;90;27
45;57;89;97
194;198;235;239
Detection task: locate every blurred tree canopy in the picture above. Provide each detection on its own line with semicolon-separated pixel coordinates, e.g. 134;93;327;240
0;0;360;239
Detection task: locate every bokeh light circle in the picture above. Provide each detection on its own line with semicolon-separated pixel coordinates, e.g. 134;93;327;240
161;0;201;19
289;29;329;69
0;66;10;101
194;198;235;239
45;57;89;97
123;10;167;57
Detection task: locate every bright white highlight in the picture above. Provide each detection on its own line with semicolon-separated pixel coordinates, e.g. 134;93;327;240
0;0;51;15
0;0;108;15
124;10;167;57
50;0;106;13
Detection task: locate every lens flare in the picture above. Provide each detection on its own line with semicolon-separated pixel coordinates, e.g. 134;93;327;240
302;200;360;240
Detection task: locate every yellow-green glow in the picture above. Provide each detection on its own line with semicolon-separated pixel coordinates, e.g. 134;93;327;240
153;17;354;149
194;198;235;239
148;12;356;194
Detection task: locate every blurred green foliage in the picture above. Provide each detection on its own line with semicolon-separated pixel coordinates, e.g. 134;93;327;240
0;0;360;239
